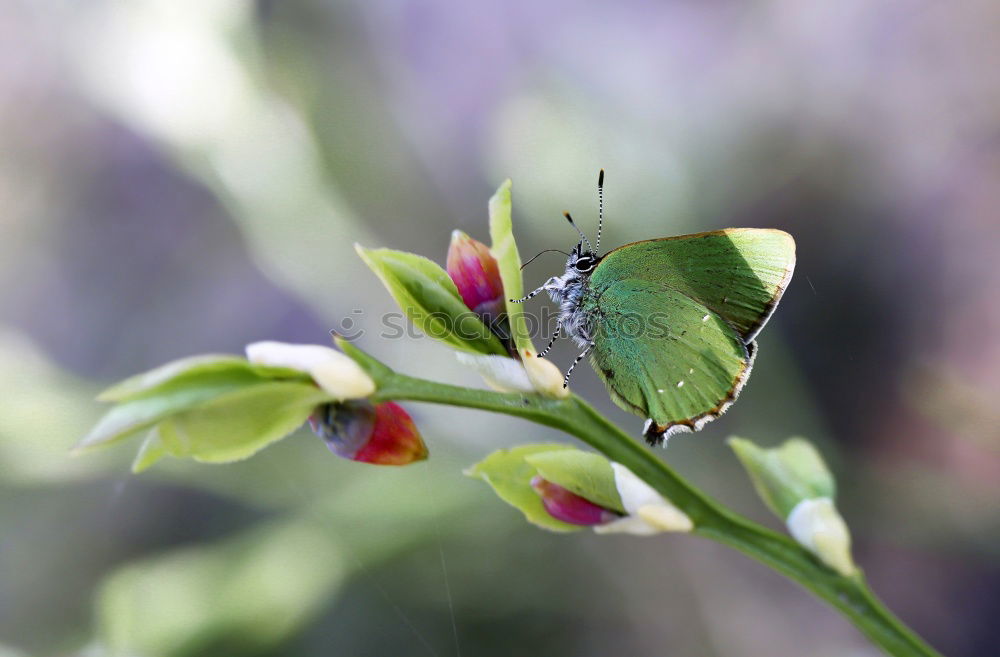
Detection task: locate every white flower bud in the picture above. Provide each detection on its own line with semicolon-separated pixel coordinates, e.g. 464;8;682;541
521;350;570;399
457;350;571;399
636;504;695;533
786;497;856;576
455;352;534;393
245;341;375;400
594;462;693;535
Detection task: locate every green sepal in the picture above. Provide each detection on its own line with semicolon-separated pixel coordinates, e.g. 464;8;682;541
465;445;581;532
149;382;332;464
97;354;310;402
82;352;335;466
355;245;507;356
81;352;316;452
132;427;169;473
487;179;536;356
525;450;625;514
728;436;836;519
77;377;268;452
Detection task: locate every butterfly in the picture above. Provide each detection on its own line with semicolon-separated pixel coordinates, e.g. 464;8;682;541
513;171;796;446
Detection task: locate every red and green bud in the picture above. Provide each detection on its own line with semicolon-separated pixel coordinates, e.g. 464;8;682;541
310;400;428;466
447;230;508;330
530;475;622;526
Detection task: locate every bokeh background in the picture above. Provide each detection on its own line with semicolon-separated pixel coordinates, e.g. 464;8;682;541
2;1;998;655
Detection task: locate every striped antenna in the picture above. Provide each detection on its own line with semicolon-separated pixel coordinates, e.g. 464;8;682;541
596;169;604;254
563;212;593;254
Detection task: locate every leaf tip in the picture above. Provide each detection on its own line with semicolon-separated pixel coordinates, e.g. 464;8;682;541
353;243;373;264
71;432;103;455
488;179;513;210
130;456;156;474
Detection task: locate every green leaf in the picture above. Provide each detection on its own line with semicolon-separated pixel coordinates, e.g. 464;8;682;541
77;377;266;452
81;353;314;452
465;444;581;532
97;518;345;657
728;436;836;519
154;381;332;464
525;450;625;514
488;179;537;357
132;427;169;473
98;354;310;402
355;245;507;356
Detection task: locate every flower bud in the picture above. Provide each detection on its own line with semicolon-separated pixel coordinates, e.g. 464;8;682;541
522;349;571;399
530;475;622;526
310;400;428;466
246;341;375;400
729;436;856;574
455;352;534;393
595;462;694;534
447;230;506;327
787;498;856;576
728;436;835;519
455;351;570;399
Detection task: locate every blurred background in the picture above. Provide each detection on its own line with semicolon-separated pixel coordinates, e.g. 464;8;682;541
1;1;998;655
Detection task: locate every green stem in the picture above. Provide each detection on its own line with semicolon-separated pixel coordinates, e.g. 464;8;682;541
343;343;942;657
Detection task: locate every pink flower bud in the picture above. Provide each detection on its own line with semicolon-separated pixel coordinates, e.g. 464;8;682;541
447;230;506;323
310;400;428;466
530;475;622;526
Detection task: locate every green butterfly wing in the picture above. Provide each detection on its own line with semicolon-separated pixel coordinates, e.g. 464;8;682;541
586;228;794;441
592;228;795;342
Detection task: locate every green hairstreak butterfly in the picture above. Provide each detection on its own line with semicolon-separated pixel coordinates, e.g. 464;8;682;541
513;171;795;446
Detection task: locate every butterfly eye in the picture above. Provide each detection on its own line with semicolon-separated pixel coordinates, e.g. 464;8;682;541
574;256;595;273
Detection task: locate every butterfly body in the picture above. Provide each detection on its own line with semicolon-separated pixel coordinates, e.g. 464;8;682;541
542;247;600;349
540;227;795;445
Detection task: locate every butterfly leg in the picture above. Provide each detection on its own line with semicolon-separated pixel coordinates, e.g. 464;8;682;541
537;325;562;357
563;341;595;388
509;286;546;303
510;277;559;303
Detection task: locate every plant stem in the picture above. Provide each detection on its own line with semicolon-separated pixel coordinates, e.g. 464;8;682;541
343;342;942;657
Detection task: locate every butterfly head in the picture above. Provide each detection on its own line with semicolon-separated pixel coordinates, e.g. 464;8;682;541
519;171;606;307
567;241;599;275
